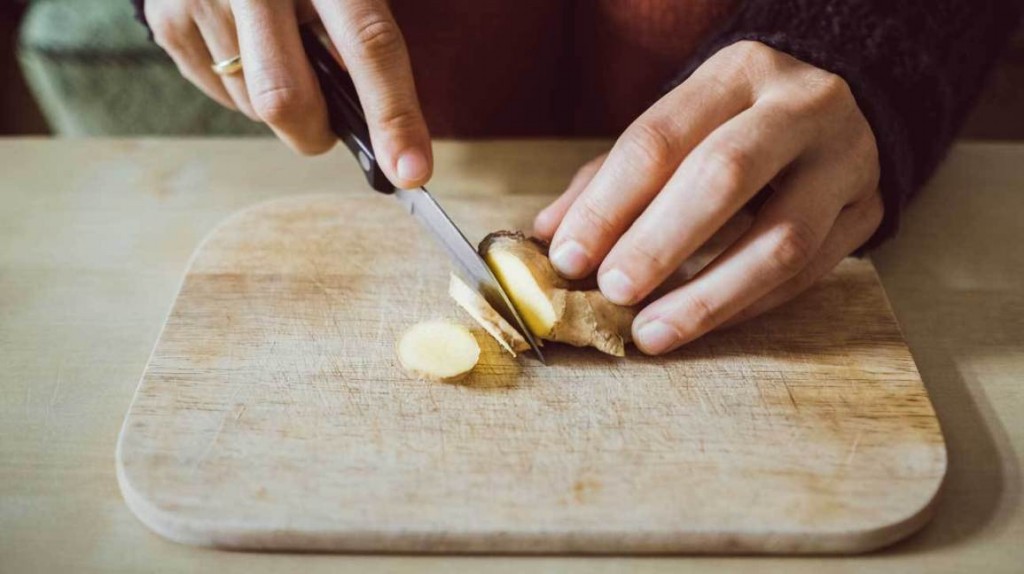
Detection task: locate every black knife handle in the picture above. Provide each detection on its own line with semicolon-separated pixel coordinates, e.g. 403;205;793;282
299;25;396;194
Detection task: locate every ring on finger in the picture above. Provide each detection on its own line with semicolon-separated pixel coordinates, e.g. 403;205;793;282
211;55;243;76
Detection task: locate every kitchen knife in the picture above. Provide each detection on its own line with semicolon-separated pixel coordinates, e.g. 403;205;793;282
299;24;545;362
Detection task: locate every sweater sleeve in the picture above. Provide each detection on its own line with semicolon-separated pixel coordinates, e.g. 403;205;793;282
669;0;1023;249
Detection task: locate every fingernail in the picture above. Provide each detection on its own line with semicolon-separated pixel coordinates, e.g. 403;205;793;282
598;268;636;305
397;150;429;184
549;240;590;278
635;320;679;355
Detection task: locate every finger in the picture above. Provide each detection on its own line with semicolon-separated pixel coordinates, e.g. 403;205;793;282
597;101;818;306
195;4;257;119
313;0;432;188
147;8;236;110
173;27;239;110
630;161;849;355
720;191;884;328
233;0;334;155
533;153;607;240
547;63;755;280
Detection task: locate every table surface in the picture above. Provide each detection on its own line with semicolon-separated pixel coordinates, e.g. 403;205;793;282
1;138;1021;573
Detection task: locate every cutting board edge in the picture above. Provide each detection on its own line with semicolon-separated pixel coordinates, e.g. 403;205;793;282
114;447;945;555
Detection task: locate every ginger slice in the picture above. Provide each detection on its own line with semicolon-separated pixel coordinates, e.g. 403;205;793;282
448;273;531;357
397;321;480;381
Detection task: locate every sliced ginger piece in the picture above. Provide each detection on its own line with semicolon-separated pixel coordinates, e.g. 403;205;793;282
448;273;531;357
480;231;638;357
397;320;480;382
484;248;562;337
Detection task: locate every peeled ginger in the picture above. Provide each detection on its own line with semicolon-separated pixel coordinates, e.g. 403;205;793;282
396;320;480;382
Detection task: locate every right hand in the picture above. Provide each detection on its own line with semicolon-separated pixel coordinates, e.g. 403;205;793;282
146;0;432;187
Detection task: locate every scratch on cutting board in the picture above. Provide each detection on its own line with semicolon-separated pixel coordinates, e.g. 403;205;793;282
753;378;771;415
315;381;329;407
411;265;428;318
295;358;328;408
783;380;800;412
193;379;248;474
191;413;230;475
310;258;348;343
427;385;447;462
373;302;388;345
48;364;64;412
844;431;863;466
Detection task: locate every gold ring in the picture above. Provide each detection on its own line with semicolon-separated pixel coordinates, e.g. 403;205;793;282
211;55;242;76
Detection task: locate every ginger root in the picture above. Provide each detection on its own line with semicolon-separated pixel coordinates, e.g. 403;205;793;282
449;273;531;357
397;321;480;381
480;231;637;357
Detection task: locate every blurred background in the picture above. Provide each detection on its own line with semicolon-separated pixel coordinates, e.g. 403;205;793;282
2;0;1023;139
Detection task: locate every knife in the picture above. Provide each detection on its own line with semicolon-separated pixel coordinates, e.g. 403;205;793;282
299;24;545;362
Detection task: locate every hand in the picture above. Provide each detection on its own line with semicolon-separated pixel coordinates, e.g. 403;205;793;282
146;0;432;187
533;41;883;355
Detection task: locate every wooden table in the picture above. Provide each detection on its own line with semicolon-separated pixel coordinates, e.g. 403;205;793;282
1;138;1021;572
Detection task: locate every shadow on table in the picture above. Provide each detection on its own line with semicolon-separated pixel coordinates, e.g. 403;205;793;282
870;150;1023;554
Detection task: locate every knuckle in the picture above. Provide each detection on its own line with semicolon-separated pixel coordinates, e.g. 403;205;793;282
250;84;312;126
190;0;216;21
681;291;720;334
726;41;769;66
575;197;620;237
374;105;421;134
843;124;880;193
347;15;403;60
624;241;674;277
816;71;853;104
698;140;751;196
722;40;779;80
767;220;819;277
622;121;676;168
148;17;182;51
801;70;855;114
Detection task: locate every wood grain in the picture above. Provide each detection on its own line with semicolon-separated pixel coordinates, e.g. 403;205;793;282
116;191;946;554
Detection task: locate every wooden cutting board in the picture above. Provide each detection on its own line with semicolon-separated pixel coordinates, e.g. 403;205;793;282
116;192;946;554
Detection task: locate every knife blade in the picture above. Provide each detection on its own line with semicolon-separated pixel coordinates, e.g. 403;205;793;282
300;24;545;362
392;188;544;361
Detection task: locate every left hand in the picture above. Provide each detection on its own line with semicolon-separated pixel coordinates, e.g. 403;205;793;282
533;41;884;355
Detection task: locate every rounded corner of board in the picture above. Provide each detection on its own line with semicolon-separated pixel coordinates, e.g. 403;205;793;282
835;475;946;555
115;448;220;549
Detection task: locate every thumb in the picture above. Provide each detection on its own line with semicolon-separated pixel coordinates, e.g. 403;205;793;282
313;0;432;188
